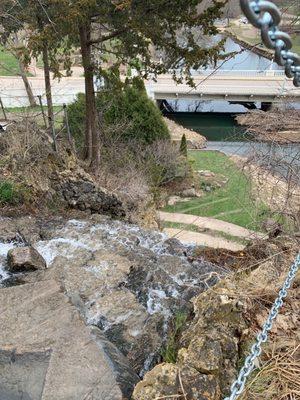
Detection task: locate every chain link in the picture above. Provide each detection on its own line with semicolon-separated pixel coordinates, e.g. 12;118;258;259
224;252;300;400
240;0;300;86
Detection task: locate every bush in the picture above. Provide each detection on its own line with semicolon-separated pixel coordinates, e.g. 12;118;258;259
179;133;187;157
66;93;86;151
68;79;170;151
95;135;190;210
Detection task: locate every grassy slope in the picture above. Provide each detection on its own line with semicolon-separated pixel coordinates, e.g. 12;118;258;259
227;25;300;54
163;151;269;231
0;45;20;76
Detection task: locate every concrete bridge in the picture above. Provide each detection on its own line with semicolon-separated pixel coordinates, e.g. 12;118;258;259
0;69;299;108
145;70;300;103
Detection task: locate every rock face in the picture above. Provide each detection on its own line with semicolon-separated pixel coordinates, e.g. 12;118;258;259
0;280;139;400
0;215;230;398
1;216;229;380
61;179;125;217
7;247;46;272
133;281;247;400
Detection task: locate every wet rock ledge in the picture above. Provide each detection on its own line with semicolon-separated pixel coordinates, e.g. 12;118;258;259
0;215;228;399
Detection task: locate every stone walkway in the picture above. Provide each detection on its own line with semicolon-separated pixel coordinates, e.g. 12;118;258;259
159;211;266;251
163;228;245;251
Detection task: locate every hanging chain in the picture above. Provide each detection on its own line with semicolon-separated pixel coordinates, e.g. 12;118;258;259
240;0;300;86
224;252;300;400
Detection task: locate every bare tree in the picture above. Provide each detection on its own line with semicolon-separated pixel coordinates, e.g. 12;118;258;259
6;32;37;107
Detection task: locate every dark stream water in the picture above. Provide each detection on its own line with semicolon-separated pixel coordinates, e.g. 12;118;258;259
167;112;246;141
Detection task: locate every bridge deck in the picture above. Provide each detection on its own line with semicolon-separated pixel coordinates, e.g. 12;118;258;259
146;74;300;102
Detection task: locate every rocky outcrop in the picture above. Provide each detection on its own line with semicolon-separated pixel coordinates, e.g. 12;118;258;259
7;247;46;272
0;216;65;245
133;281;247;400
133;236;300;400
164;117;206;149
1;214;298;400
0;279;139;400
60;178;125;217
1;216;229;382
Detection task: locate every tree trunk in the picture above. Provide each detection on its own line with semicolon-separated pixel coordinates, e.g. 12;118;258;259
42;44;57;151
79;23;100;169
18;60;37;107
12;33;37;107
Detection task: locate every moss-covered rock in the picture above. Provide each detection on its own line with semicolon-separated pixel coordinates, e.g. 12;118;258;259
133;281;248;400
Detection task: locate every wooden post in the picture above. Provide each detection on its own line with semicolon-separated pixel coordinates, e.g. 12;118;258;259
0;97;7;120
37;95;47;128
51;122;57;152
63;103;73;147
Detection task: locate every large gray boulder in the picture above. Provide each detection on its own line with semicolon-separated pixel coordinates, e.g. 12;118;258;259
0;280;139;400
7;246;46;272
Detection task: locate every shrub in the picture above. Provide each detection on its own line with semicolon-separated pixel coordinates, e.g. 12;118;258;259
95;134;190;210
68;79;170;150
143;140;190;187
0;120;52;167
179;133;188;157
66;93;86;151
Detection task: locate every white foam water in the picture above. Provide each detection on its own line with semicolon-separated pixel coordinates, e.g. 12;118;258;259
0;242;15;282
35;237;94;266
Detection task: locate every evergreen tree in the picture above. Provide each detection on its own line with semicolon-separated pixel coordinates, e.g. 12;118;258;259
1;0;225;168
179;134;188;157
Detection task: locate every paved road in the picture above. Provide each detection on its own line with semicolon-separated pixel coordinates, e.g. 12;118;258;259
0;76;85;107
160;211;266;251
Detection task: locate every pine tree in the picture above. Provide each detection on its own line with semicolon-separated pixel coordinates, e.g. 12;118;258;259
180;134;188;157
1;0;225;168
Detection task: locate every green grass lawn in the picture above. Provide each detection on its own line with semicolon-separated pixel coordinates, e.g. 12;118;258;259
6;105;62;113
0;45;34;76
4;105;64;129
163;151;270;231
0;45;20;76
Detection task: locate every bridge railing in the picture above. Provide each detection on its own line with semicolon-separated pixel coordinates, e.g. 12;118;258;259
169;69;285;77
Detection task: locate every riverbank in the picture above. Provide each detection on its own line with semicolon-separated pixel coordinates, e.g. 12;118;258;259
231;154;300;223
223;30;273;60
236;110;300;144
164;117;207;149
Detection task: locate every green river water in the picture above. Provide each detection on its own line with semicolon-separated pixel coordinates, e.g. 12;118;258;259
167;112;246;141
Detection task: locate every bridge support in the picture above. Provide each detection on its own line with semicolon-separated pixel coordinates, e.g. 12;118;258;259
229;101;257;110
157;99;174;113
261;102;272;111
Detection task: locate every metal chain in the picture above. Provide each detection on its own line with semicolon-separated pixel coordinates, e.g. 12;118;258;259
240;0;300;86
224;252;300;400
